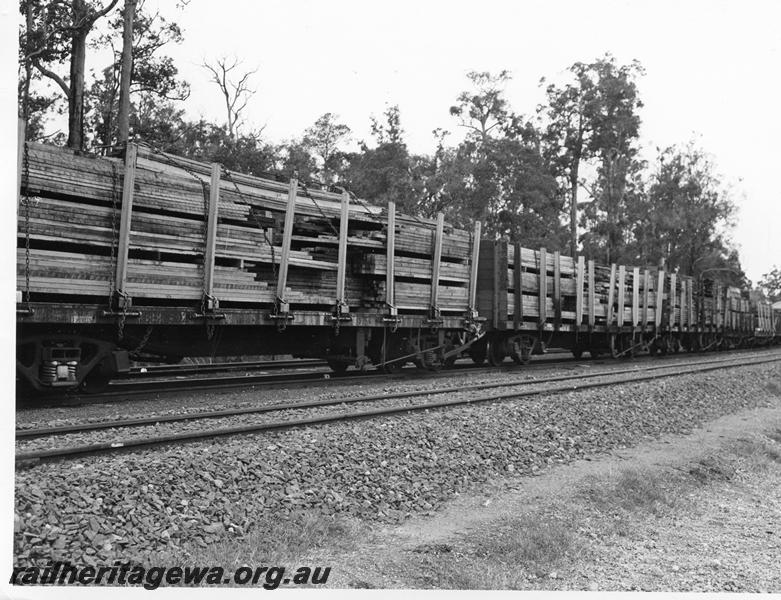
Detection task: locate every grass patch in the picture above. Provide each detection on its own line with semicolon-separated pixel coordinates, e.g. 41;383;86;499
473;517;574;567
579;468;676;516
767;427;781;445
412;557;530;590
159;510;361;568
404;511;577;589
688;455;736;484
692;433;781;483
764;382;781;397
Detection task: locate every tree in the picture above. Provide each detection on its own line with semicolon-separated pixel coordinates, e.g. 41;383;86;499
539;55;644;258
445;71;515;226
629;143;743;282
342;106;423;213
302;113;351;184
437;71;563;243
758;267;781;302
202;56;258;141
20;0;121;149
433;121;563;245
280;139;318;182
116;0;136;143
87;3;190;147
450;70;515;145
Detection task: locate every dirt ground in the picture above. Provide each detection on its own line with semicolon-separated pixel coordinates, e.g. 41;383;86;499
314;391;781;591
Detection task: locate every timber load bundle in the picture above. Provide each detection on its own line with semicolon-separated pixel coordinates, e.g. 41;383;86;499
478;239;700;333
16;140;738;335
17;142;474;314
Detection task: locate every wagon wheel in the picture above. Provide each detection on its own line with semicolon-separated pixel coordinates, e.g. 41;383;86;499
443;348;458;368
412;343;444;371
16;376;37;399
79;368;113;394
510;336;533;365
625;333;638;358
609;333;621;359
571;347;583;359
609;333;635;358
427;348;445;371
380;361;402;374
487;340;506;366
697;332;707;352
469;349;486;365
443;335;462;368
648;337;666;356
327;360;348;375
422;347;445;371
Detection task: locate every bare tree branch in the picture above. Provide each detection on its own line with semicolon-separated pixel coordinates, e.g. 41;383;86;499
202;56;258;140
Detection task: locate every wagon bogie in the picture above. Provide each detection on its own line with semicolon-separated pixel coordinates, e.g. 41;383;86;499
16;332;129;394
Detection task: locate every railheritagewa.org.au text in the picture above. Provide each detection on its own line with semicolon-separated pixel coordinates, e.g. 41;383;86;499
11;562;331;589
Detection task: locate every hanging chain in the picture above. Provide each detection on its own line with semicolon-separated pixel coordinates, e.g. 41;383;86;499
131;325;154;354
117;308;127;341
298;183;341;237
339;187;385;226
22;138;32;311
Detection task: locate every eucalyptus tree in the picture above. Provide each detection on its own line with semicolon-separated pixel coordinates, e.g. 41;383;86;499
20;0;121;149
630;142;743;281
539;55;644;260
303;113;351;185
758;267;781;302
87;2;190;147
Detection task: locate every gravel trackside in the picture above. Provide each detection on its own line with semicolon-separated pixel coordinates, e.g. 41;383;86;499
13;362;781;568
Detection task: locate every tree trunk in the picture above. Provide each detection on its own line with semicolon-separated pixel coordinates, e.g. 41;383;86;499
22;3;33;126
67;26;88;150
117;0;136;145
569;161;579;258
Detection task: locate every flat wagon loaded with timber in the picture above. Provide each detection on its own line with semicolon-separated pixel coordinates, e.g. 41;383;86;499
474;241;778;363
16;136;485;392
15;131;779;394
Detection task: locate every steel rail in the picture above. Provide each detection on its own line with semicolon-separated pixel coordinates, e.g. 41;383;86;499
16;350;781;439
15;353;781;466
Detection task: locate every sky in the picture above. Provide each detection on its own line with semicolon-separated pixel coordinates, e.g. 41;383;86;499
8;0;781;282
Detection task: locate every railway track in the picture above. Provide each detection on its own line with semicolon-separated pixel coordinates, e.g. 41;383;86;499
21;350;575;406
16;349;781;466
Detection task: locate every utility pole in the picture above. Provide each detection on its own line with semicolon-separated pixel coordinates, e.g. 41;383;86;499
117;0;136;145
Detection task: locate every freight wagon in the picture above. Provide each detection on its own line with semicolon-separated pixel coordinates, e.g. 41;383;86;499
474;242;778;363
15;134;778;393
16;138;486;392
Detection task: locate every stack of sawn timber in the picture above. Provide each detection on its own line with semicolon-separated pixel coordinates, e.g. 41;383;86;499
505;245;577;324
495;241;695;330
17;142;474;314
